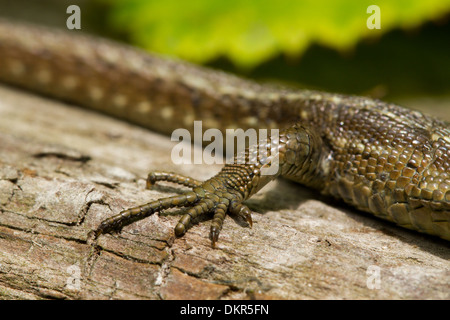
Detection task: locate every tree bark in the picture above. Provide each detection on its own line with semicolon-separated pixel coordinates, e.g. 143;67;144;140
0;84;448;300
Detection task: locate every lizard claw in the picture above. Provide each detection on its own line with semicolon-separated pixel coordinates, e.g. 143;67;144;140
230;202;253;228
90;170;255;248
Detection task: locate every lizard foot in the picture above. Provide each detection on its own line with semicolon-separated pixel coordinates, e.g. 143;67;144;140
88;170;253;248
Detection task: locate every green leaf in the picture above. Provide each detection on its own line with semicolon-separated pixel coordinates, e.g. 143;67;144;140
98;0;450;68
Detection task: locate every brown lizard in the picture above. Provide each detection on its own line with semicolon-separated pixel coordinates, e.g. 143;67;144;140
0;18;448;247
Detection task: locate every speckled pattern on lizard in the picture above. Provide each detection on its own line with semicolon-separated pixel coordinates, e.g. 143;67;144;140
0;19;448;246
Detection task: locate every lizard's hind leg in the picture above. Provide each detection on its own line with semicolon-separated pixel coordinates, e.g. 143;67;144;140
88;169;256;247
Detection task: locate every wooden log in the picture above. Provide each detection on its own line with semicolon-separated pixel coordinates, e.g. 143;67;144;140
0;84;449;299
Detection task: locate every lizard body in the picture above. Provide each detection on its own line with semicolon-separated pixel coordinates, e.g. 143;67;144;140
0;19;449;244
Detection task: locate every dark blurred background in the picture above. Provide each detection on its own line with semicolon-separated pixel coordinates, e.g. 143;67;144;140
0;0;449;118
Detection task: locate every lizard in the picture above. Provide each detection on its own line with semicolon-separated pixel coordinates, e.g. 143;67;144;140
0;18;448;247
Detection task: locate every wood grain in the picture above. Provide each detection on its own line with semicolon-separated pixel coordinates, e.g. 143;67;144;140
0;84;448;299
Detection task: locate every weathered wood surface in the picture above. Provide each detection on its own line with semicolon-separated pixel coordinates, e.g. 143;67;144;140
0;84;449;299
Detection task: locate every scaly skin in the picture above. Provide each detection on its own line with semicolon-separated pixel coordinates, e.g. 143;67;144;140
0;19;449;245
